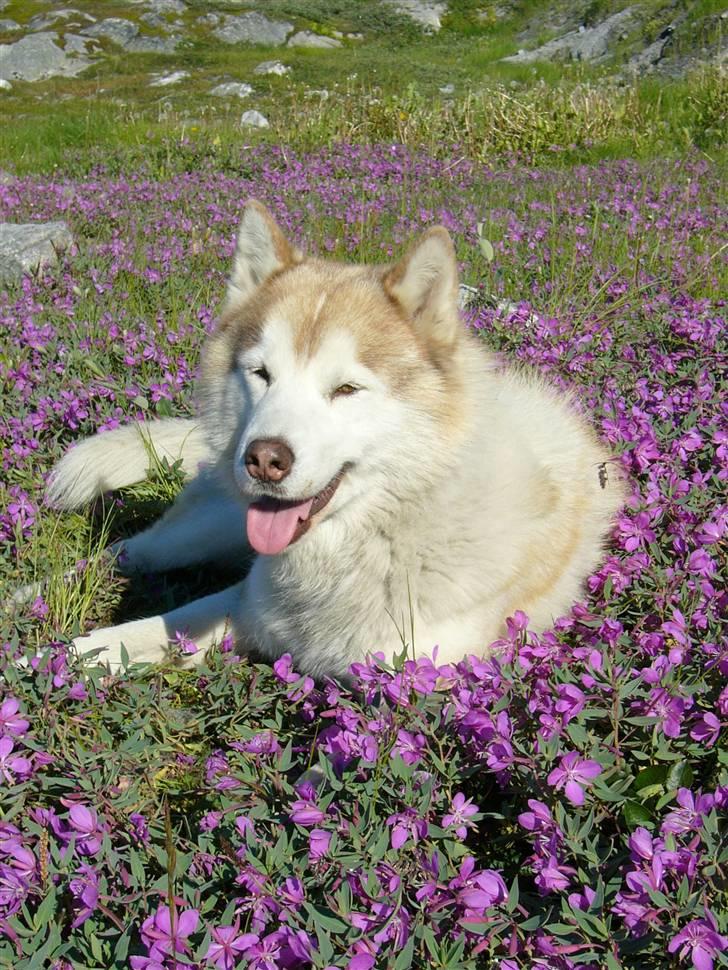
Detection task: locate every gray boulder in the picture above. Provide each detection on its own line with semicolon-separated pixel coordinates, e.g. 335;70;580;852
0;222;74;284
82;18;139;46
0;20;20;32
150;70;189;87
145;0;186;13
382;1;447;31
127;35;180;53
213;13;292;46
287;30;342;49
27;9;96;31
210;81;253;98
0;32;97;81
504;8;635;63
240;109;269;128
254;60;290;76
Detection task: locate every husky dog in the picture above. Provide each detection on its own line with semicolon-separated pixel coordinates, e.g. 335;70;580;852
47;201;623;679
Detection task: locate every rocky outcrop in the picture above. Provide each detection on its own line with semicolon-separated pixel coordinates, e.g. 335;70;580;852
212;13;292;46
0;223;74;283
504;8;635;63
287;30;341;49
0;32;98;82
382;1;447;32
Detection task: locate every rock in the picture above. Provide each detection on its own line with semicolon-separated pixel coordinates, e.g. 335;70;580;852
0;222;74;283
27;8;95;31
382;1;447;32
150;69;189;86
253;59;290;76
213;13;292;47
287;30;341;48
0;19;19;32
127;35;180;53
439;82;454;94
503;8;635;63
140;13;169;29
82;18;139;47
145;0;186;13
211;81;253;98
0;77;11;90
0;32;97;81
240;109;269;128
196;13;220;27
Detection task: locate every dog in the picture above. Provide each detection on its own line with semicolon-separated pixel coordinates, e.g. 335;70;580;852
46;200;623;680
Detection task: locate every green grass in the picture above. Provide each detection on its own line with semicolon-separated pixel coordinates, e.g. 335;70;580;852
0;0;725;174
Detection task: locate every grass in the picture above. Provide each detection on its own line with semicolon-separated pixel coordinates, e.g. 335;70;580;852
0;0;725;174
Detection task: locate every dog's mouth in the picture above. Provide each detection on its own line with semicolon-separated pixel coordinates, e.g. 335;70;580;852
246;468;346;555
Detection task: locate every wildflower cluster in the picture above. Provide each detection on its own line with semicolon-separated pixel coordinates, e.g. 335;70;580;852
0;145;725;968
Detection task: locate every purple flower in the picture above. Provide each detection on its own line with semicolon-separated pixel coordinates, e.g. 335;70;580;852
140;903;199;960
690;712;721;747
547;751;602;806
67;804;104;855
668;911;728;970
391;729;427;765
442;792;479;839
206;922;259;970
0;736;32;784
289;800;327;827
0;698;30;736
662;788;714;835
68;863;99;928
171;629;198;655
386;808;427;849
308;828;331;861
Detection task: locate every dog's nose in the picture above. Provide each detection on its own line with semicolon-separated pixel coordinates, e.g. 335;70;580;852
245;438;295;483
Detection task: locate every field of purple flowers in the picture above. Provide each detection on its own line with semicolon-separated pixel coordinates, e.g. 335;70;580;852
0;144;726;970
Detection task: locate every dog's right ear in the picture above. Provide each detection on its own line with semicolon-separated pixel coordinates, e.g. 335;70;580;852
225;201;302;309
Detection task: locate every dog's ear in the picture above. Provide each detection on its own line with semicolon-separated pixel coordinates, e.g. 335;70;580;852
383;227;460;358
225;200;301;308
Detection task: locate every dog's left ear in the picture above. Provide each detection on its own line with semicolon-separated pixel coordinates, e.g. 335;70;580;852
384;227;460;358
225;200;302;309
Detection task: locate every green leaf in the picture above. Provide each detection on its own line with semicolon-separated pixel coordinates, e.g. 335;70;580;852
393;935;415;969
304;903;349;935
478;237;495;262
33;886;57;930
666;760;692;791
622;800;654;828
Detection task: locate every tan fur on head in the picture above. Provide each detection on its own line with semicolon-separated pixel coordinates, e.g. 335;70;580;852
383;227;461;366
225;200;302;311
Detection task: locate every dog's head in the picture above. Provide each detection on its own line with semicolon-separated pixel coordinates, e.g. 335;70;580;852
200;200;469;555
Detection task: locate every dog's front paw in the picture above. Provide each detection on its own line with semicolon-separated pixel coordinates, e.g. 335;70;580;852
72;629;128;673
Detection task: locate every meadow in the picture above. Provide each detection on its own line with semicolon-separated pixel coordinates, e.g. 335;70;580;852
0;9;727;966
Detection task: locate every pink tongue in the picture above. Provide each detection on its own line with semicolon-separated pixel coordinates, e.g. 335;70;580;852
247;497;314;555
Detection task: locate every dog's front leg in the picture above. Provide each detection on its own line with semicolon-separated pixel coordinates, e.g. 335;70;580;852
72;580;248;673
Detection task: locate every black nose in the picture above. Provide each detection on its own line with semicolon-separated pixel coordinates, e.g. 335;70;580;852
245;438;295;483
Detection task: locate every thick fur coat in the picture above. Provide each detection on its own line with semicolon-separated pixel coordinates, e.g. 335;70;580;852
47;201;623;678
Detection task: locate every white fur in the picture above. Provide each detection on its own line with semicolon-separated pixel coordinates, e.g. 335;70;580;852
46;418;208;510
46;203;622;678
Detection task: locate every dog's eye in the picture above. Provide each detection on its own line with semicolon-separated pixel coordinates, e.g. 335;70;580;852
251;365;271;385
333;383;360;398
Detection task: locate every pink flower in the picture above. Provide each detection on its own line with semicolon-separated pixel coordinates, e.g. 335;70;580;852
668;911;728;970
308;828;331;861
289;800;327;827
0;736;32;784
140;903;199;960
0;698;30;736
547;751;602;806
206;922;259;970
442;792;479;839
